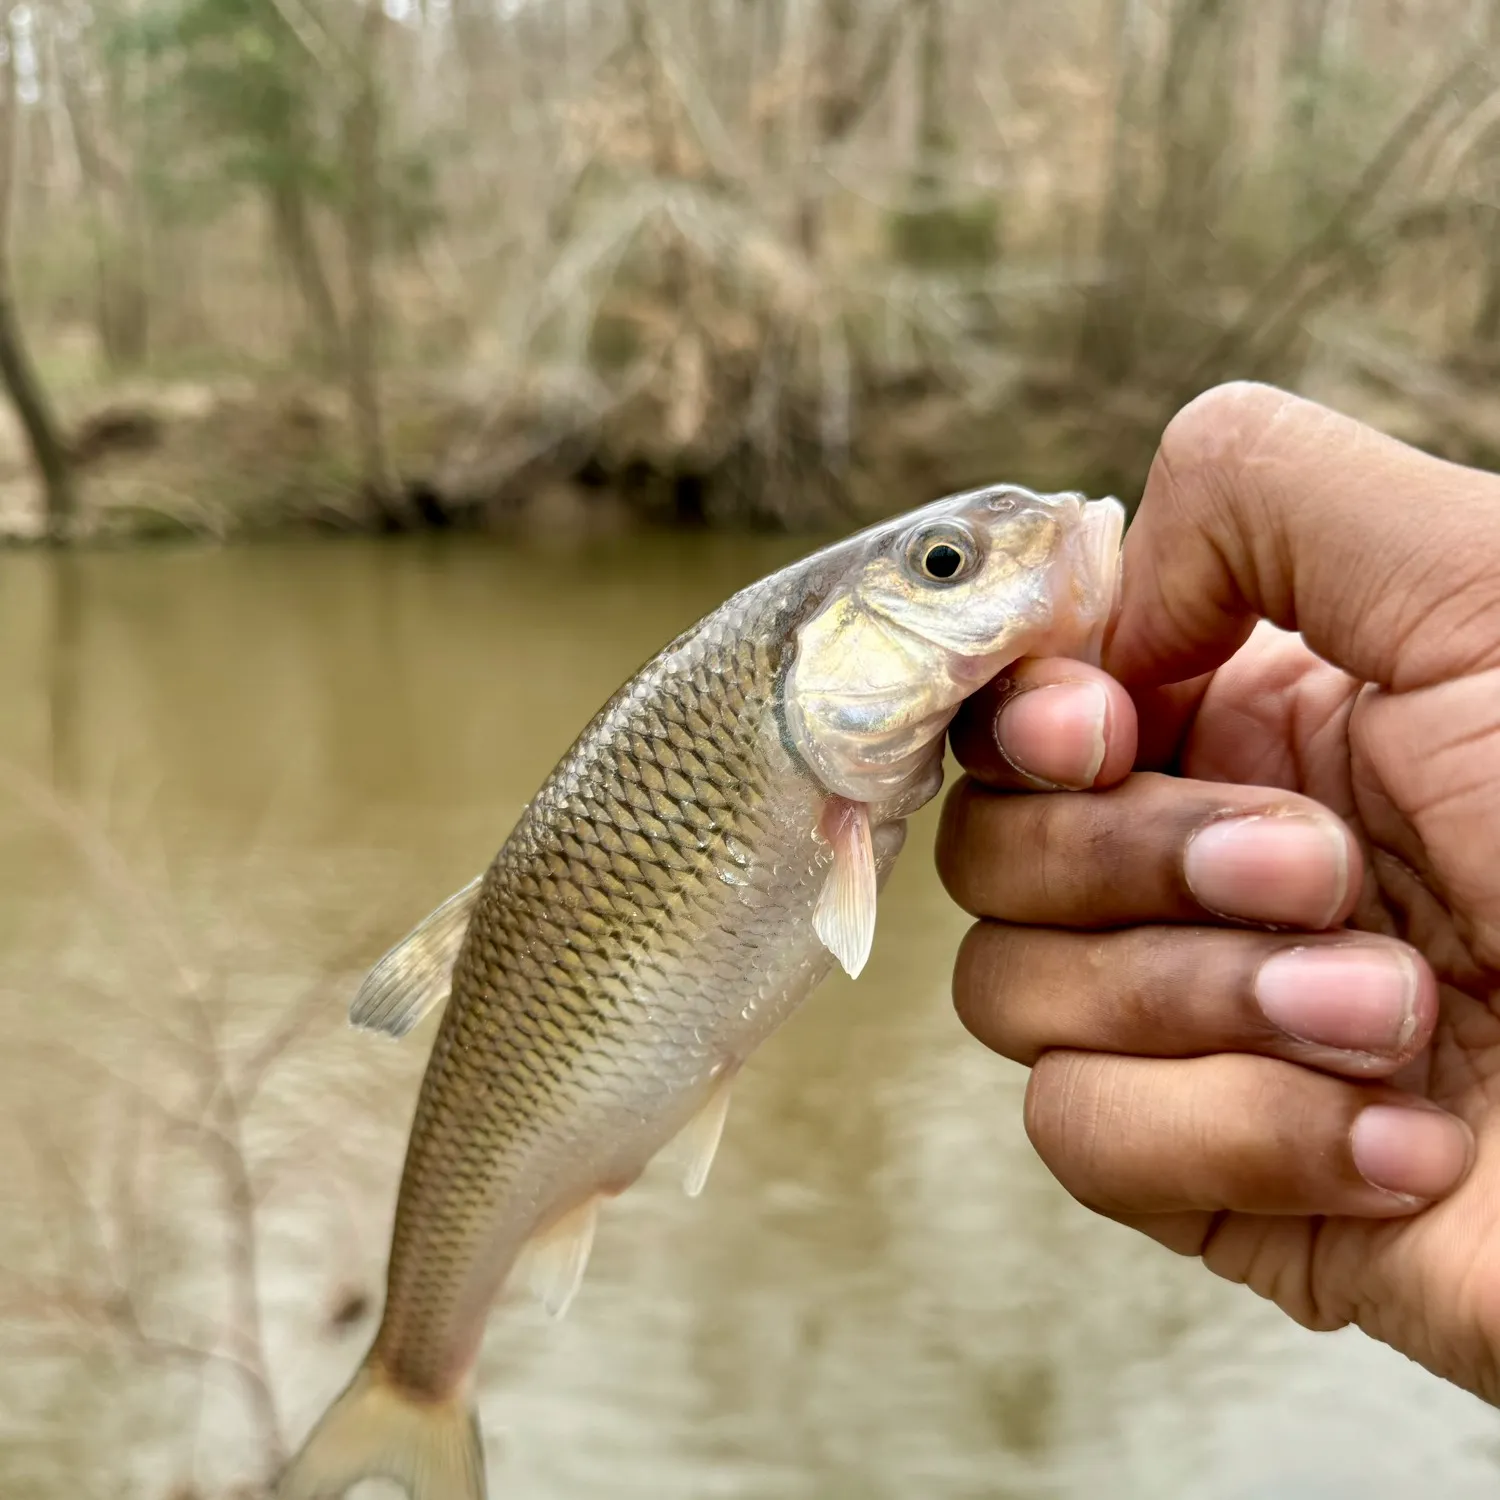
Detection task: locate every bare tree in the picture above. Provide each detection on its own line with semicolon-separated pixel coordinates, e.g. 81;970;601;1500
6;0;1499;539
796;0;911;257
0;0;75;542
0;760;394;1493
269;146;347;373
1075;0;1150;377
1470;0;1500;350
343;0;405;525
913;0;951;188
51;4;151;369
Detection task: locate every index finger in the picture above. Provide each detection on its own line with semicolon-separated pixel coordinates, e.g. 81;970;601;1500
1104;383;1500;694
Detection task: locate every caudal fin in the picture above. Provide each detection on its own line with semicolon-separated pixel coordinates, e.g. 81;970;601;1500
276;1357;486;1500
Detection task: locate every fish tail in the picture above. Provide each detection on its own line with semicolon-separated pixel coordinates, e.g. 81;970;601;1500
276;1354;486;1500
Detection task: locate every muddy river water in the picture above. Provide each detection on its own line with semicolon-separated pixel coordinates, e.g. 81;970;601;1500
1;536;1498;1499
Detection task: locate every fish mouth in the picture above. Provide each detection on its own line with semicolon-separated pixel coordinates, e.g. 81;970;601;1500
1075;497;1125;668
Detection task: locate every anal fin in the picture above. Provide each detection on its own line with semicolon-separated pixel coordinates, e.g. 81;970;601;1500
510;1196;600;1321
350;874;484;1039
813;798;877;979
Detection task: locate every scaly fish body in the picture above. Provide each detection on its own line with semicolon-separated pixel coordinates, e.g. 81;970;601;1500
379;574;917;1392
278;484;1125;1500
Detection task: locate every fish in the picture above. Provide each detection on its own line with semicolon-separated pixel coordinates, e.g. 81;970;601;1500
275;482;1125;1500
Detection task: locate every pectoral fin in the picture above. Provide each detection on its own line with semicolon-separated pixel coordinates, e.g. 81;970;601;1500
510;1196;600;1320
349;875;484;1039
813;798;877;979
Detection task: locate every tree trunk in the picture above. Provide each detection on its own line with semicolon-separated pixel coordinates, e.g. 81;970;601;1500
268;172;344;371
753;0;787;163
1472;0;1500;348
1475;238;1500;349
449;0;499;119
914;0;951;189
1152;0;1238;277
0;2;75;542
797;0;910;259
48;550;83;792
1284;0;1335;143
628;0;690;297
1077;0;1149;376
343;0;404;526
55;40;150;370
103;26;151;367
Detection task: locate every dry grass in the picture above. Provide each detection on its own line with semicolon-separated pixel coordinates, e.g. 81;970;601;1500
0;760;396;1496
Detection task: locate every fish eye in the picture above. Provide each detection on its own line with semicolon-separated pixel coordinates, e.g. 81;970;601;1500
905;525;978;584
924;543;963;579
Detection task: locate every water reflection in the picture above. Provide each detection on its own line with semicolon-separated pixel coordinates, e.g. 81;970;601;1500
46;552;83;796
1;536;1499;1499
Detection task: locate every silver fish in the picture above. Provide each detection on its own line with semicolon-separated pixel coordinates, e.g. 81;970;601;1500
277;483;1125;1500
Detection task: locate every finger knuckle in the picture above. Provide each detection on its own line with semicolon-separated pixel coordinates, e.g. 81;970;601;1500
951;922;1004;1041
938;781;1101;922
1161;382;1294;486
933;777;987;913
1108;927;1186;1035
1024;1052;1115;1189
1029;794;1111;916
1155;383;1302;556
1073;776;1182;909
1209;1054;1323;1194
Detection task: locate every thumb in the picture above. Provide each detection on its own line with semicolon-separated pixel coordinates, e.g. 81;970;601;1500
1104;383;1500;694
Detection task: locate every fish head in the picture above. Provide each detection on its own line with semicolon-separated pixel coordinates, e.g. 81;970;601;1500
784;484;1125;804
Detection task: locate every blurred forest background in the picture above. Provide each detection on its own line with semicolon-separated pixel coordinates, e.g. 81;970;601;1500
10;7;1500;1498
2;0;1500;542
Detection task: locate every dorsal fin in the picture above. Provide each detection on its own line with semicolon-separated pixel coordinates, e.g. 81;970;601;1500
349;875;484;1039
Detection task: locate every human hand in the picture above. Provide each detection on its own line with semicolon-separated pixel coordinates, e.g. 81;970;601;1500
936;383;1500;1403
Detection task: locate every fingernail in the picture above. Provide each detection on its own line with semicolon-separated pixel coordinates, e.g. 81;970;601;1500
1351;1104;1474;1202
995;682;1109;790
1254;945;1419;1056
1184;813;1350;928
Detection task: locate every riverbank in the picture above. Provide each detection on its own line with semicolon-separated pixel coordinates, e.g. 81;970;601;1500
3;332;1498;546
